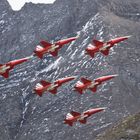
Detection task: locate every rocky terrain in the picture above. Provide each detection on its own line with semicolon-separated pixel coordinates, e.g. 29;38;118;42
0;0;140;140
97;112;140;140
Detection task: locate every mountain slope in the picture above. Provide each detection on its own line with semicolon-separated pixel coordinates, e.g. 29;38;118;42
96;112;140;140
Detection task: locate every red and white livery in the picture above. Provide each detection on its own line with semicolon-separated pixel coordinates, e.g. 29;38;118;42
34;76;76;96
74;75;117;94
64;107;106;126
34;36;78;59
85;36;131;58
0;57;29;78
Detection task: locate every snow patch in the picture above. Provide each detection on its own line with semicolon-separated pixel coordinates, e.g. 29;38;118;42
7;0;56;11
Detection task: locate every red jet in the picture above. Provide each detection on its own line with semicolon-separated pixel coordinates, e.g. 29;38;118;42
85;36;130;58
34;36;78;59
74;75;117;94
34;76;76;96
64;107;106;126
0;57;29;78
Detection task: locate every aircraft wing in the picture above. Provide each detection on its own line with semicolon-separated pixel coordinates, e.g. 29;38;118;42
93;39;104;47
40;40;52;48
70;111;81;117
81;77;91;84
40;80;51;87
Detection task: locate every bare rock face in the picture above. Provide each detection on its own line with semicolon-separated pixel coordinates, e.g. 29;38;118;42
0;0;140;140
96;112;140;140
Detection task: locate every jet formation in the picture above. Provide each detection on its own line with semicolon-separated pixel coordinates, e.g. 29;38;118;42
0;35;130;126
64;107;106;126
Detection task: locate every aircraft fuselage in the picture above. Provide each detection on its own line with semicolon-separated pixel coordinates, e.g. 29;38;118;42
36;44;60;54
87;81;99;89
99;43;111;51
77;114;88;121
47;83;59;91
48;44;59;52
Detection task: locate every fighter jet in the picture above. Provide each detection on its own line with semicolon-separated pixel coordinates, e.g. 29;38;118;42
85;36;131;58
34;76;76;96
74;75;117;94
34;36;78;59
0;57;29;78
64;107;106;126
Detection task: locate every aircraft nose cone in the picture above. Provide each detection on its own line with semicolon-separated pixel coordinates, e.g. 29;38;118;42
87;107;106;114
60;76;77;83
72;76;78;79
70;36;79;41
12;57;29;65
75;36;79;39
94;107;106;112
67;76;77;80
97;107;106;111
104;74;118;80
111;74;118;77
99;107;107;110
124;35;132;39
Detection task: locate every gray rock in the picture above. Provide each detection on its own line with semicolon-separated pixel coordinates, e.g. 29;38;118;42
96;112;140;140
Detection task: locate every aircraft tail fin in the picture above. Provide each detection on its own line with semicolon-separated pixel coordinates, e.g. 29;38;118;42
81;77;91;84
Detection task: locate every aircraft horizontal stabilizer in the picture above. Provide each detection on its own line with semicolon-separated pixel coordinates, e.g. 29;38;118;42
100;49;110;56
89;86;97;92
64;119;73;126
79;118;87;124
34;89;43;97
49;88;57;94
1;71;9;78
50;50;59;57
